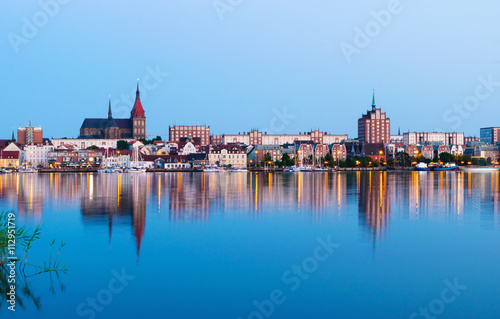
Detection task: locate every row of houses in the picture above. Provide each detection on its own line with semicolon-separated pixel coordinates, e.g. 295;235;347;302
2;136;500;168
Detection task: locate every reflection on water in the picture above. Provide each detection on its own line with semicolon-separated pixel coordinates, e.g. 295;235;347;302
1;171;500;255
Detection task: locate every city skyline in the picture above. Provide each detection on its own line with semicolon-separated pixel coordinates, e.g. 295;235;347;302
2;1;500;138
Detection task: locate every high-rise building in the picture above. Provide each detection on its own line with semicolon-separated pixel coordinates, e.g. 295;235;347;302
358;91;390;144
17;122;43;145
480;127;500;145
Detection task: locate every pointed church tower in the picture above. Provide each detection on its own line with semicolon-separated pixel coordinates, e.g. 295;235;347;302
371;89;376;112
108;96;113;119
130;80;146;140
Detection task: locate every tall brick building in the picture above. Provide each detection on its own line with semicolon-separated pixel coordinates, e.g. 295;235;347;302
169;125;211;146
17;123;43;145
358;91;390;144
80;82;146;139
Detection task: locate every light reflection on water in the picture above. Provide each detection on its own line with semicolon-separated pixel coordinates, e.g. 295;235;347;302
1;171;500;318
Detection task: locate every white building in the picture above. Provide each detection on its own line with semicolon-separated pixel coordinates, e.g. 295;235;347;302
23;143;54;167
403;132;464;146
208;145;247;167
51;138;134;150
103;154;130;168
222;130;347;145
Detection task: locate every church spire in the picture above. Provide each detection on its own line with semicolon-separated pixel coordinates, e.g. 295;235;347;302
136;79;140;100
108;96;113;119
11;130;15;142
371;89;376;111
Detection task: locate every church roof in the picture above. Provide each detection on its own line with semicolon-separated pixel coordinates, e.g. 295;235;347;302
130;82;145;118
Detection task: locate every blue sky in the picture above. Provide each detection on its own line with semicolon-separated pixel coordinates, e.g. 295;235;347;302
1;0;499;139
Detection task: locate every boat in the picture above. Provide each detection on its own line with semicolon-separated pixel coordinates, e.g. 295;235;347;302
313;167;329;172
461;166;500;173
18;168;38;173
433;163;459;171
414;163;428;171
203;166;225;172
283;167;294;173
126;167;146;173
229;168;248;172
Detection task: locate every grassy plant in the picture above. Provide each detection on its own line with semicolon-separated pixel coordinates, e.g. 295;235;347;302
0;211;67;311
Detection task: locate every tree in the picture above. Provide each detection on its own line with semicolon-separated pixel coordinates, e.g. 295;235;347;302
396;152;410;167
117;140;129;150
487;157;492;165
281;153;293;167
87;145;99;150
439;152;454;163
324;153;334;167
387;157;394;167
361;156;372;167
262;152;272;166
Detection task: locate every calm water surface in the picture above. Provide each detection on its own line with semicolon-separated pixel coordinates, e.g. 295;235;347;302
1;171;499;319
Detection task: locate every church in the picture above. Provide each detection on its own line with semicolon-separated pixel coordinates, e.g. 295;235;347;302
80;83;146;139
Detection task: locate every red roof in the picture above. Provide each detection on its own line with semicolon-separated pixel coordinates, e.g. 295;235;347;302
0;151;19;159
130;88;145;118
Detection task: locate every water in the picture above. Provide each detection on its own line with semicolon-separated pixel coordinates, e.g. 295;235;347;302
1;171;499;319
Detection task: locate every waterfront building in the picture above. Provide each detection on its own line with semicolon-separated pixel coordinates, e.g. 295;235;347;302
221;129;347;146
477;146;500;162
314;144;330;160
247;145;282;165
207;145;247;167
0;151;19;168
17;123;43;145
141;154;190;169
331;144;347;161
405;145;419;158
480;127;500;145
435;145;451;157
80;83;146;139
361;143;386;162
403;132;464;146
358;91;391;144
169;125;210;146
420;145;434;159
23;142;54;167
51;138;134;150
48;149;106;166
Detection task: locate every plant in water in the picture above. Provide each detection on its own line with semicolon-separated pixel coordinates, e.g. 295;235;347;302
0;211;67;311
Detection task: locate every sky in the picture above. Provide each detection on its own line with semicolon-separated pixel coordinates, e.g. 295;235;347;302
1;0;499;139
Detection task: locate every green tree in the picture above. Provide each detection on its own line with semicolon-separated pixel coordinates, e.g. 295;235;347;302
439;152;454;163
396;152;410;167
386;157;394;167
117;140;129;150
361;156;372;167
324;153;334;167
86;145;99;150
487;157;492;165
262;152;272;166
281;153;293;167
